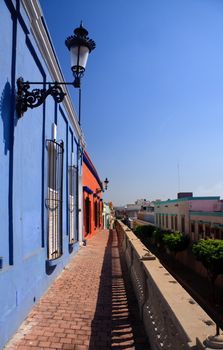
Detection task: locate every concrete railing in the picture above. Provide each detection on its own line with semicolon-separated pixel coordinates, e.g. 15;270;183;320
115;220;223;350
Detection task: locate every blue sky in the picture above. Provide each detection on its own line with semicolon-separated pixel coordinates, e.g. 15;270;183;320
40;0;223;205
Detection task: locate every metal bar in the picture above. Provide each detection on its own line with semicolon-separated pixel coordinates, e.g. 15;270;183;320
20;81;75;85
59;141;64;255
78;88;81;125
46;139;64;259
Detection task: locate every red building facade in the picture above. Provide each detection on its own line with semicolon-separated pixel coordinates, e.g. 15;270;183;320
83;151;103;239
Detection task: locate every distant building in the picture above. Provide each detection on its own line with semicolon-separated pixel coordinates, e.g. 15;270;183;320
125;204;141;218
135;198;150;206
154;192;223;240
103;202;112;229
115;199;152;221
114;206;125;219
137;204;155;224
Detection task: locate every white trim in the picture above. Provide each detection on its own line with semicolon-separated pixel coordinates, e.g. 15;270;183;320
21;0;86;148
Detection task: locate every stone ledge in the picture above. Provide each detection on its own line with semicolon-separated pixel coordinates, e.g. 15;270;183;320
116;220;220;350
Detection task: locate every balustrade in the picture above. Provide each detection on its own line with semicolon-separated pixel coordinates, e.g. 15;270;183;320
115;220;223;350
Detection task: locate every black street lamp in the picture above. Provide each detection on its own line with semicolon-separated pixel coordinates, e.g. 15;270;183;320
95;178;109;194
104;178;109;191
65;22;96;88
16;22;95;118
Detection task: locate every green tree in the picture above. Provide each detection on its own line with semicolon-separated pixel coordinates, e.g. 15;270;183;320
163;231;190;254
153;227;164;247
134;225;155;245
192;239;223;303
134;225;155;237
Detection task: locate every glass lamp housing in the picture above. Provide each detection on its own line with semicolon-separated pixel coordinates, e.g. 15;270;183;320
65;23;96;86
70;46;89;74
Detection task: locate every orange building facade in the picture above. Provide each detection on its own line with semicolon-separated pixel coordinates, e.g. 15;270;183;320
83;151;103;239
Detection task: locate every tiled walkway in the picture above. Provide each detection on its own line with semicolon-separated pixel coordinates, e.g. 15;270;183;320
5;230;149;350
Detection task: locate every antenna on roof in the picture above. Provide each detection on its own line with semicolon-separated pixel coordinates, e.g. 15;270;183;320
177;161;181;192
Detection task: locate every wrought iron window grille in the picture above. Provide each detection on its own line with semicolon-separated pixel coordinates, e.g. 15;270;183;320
68;165;78;244
45;139;64;261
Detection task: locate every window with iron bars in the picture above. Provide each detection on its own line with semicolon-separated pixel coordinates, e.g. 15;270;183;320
97;201;100;228
46;139;64;260
94;200;97;228
68;165;78;243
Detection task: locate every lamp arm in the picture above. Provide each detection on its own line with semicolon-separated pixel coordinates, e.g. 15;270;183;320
16;77;74;117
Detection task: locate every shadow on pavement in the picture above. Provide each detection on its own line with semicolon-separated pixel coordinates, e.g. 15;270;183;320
89;229;150;350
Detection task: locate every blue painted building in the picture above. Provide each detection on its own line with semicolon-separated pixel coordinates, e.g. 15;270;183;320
0;1;85;347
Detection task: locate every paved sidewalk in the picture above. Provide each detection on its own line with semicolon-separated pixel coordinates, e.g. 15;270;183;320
5;230;149;350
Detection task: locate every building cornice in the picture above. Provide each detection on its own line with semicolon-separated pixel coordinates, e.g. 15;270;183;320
83;152;103;190
190;211;223;217
155;196;220;206
21;0;85;148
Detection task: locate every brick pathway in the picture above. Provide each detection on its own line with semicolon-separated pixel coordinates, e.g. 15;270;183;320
5;230;149;350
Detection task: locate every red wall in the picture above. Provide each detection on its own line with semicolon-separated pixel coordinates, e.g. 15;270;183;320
83;152;103;239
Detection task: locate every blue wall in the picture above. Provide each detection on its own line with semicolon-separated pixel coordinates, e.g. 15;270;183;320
0;1;81;348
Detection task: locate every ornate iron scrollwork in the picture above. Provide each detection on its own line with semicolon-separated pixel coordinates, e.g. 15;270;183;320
16;77;66;117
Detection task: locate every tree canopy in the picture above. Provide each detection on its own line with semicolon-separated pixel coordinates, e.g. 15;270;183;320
163;231;190;253
134;225;155;237
192;239;223;279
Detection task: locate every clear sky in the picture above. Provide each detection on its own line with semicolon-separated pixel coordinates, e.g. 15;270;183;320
39;0;223;206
